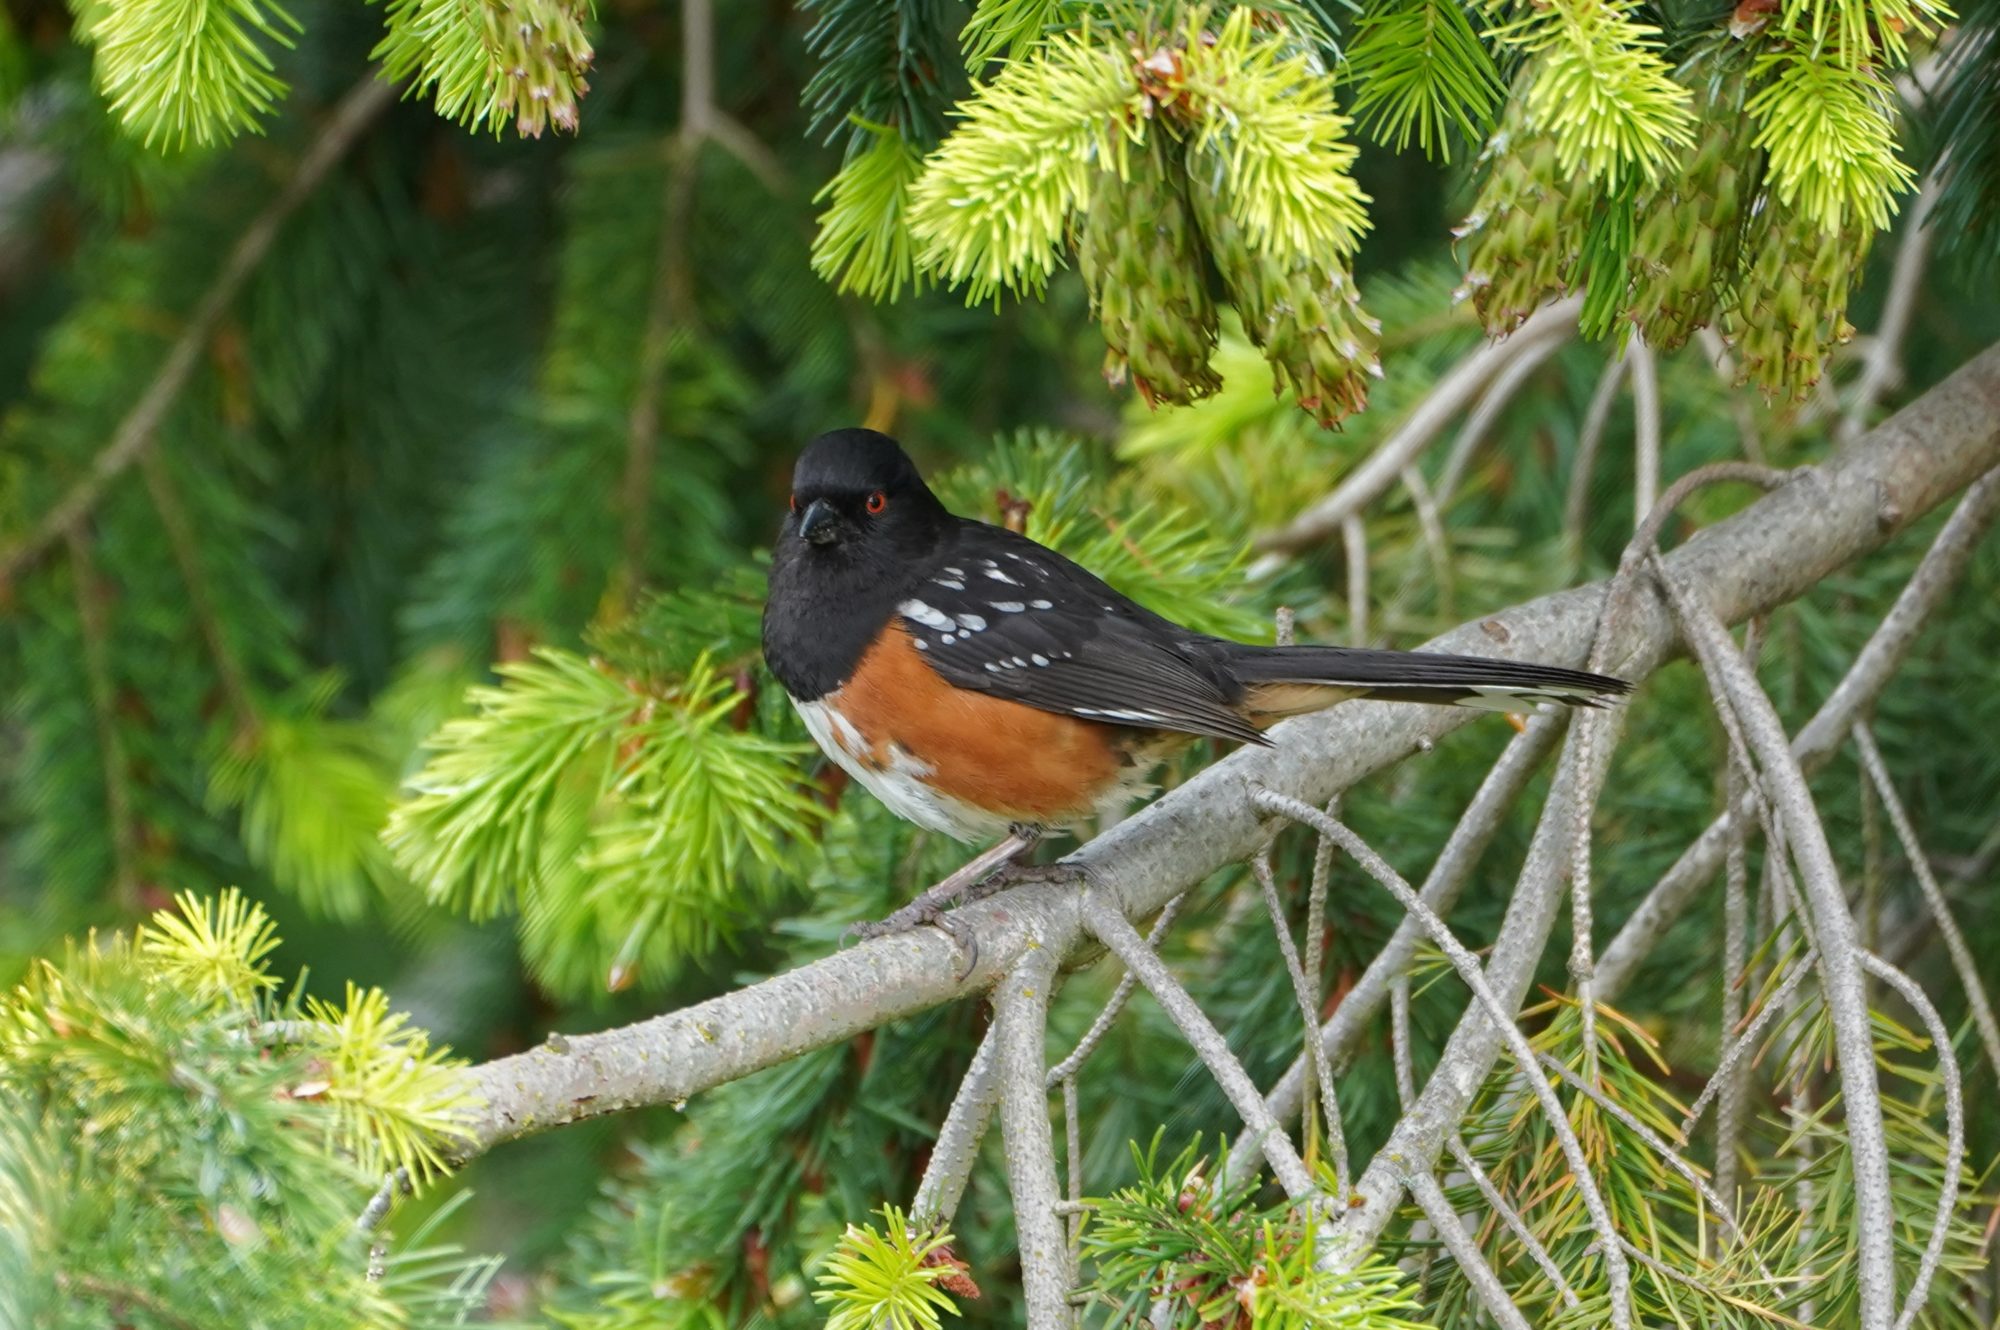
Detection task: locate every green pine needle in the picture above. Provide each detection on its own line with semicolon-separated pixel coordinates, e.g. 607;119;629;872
1499;0;1696;189
1746;52;1914;235
136;888;281;1007
907;27;1145;304
1183;7;1373;263
959;0;1071;70
208;677;402;923
1344;0;1506;163
301;983;474;1184
812;121;932;303
811;1206;962;1330
77;0;301;149
384;648;646;919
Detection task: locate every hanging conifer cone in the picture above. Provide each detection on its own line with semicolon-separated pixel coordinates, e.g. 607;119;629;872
1625;84;1754;351
1076;135;1222;408
1189;155;1381;427
489;0;594;138
1724;203;1867;403
1453;78;1591;336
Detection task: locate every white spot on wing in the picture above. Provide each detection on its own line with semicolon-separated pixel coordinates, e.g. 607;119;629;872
900;600;954;631
984;567;1020;585
1030;599;1053;609
956;613;987;632
991;601;1025;613
1031;653;1049;666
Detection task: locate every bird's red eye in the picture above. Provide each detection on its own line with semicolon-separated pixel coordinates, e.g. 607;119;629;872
788;494;798;513
866;491;887;515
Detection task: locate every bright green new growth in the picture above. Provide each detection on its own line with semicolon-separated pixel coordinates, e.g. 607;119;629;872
812;122;932;302
77;0;300;149
383;647;823;990
1496;0;1694;190
1080;1133;1425;1329
907;27;1146;303
1182;7;1372;266
1747;53;1913;235
0;890;487;1329
812;1206;964;1330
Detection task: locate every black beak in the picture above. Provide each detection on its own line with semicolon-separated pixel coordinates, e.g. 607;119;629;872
799;498;840;546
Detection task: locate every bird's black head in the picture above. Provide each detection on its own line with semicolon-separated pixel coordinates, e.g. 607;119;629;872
781;428;948;559
763;429;953;700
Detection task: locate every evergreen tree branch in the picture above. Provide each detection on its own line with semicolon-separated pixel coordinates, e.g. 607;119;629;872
1251;851;1349;1201
63;528;141;911
1231;711;1568;1185
139;450;258;731
1081;890;1317;1201
1249;793;1634;1323
1855;949;1965;1330
0;77;395;592
452;348;2000;1173
1431;323;1570;508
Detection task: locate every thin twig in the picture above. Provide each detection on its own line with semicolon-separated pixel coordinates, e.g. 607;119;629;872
65;528;141;910
1433;326;1572;507
355;1169;407;1234
1063;1075;1083;1261
995;948;1073;1330
1400;466;1456;620
1679;952;1819;1141
1406;1169;1536;1330
1342;516;1369;645
1254;792;1634;1326
0;78;396;588
913;1025;1001;1228
1080;892;1315;1200
1253;298;1582;556
1390;974;1416;1110
1228;713;1565;1189
1650;557;1897;1330
1598;466;2000;999
1854;725;2000;1088
1858;949;1965;1330
1046;893;1188;1086
1446;1135;1581;1309
1251;852;1349;1201
1842;175;1942;445
1628;334;1662;529
140;449;257;730
1564;352;1629;553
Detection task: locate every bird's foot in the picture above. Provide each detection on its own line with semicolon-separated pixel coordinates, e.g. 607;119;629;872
845;825;1046;978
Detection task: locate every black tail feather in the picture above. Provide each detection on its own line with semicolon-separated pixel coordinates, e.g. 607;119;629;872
1225;644;1630;713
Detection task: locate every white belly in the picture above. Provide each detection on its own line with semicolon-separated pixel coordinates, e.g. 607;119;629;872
792;697;1016;843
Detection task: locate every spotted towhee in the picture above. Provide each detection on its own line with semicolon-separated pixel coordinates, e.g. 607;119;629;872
762;428;1629;936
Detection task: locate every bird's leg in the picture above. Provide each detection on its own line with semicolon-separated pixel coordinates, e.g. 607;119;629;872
847;825;1041;948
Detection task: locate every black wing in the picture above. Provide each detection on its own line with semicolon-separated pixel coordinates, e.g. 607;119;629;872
895;522;1269;746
